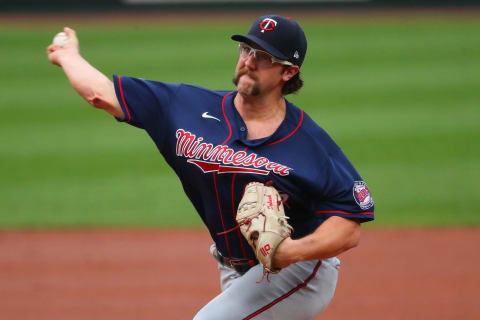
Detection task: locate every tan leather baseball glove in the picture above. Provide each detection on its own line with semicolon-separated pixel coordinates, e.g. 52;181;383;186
236;182;293;274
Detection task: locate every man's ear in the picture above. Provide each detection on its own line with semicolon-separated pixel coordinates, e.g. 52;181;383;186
282;66;300;82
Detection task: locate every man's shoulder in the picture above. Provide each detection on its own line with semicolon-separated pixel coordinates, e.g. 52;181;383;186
178;83;233;98
286;102;329;138
285;102;341;155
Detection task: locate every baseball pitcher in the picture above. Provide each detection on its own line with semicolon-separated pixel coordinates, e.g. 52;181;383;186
47;14;374;320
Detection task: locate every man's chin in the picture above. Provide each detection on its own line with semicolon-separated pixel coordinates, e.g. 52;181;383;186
238;85;260;97
236;78;260;97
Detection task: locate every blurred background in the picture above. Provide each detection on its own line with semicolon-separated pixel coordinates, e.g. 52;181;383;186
0;0;479;229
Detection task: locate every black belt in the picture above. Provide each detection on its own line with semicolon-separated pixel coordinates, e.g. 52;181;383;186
212;249;257;274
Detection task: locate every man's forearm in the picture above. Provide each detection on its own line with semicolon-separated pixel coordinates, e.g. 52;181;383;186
59;54;122;117
273;216;361;268
60;54;108;104
48;28;123;119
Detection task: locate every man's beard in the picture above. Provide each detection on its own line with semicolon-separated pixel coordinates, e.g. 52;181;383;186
232;68;260;96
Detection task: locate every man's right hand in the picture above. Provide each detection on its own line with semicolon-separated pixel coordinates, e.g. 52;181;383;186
47;27;80;67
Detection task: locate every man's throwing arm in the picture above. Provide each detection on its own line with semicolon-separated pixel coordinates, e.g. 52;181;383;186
47;27;124;119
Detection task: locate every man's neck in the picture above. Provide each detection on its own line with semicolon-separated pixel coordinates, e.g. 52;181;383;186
234;90;285;120
233;91;287;140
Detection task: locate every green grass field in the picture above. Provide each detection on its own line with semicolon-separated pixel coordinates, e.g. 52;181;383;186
1;12;479;228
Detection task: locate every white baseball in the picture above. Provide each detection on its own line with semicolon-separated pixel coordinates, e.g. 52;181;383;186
53;32;69;46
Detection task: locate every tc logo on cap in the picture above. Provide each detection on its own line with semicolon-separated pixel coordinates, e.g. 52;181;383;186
259;18;277;33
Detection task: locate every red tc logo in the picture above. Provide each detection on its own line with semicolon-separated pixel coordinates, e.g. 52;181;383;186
259;18;277;33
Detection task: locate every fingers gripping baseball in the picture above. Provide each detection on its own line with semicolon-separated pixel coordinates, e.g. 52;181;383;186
236;182;293;274
47;27;79;67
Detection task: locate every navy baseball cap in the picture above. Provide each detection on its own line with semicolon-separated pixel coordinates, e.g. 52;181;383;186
231;14;307;67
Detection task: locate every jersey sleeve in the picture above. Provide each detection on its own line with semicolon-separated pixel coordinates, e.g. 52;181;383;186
112;75;181;130
312;132;375;223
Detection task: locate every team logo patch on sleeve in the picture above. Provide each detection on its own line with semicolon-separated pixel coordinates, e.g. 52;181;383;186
353;181;374;210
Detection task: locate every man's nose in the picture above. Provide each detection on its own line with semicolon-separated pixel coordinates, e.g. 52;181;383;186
244;53;257;69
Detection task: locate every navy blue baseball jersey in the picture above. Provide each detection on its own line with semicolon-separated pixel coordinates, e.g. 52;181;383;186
113;75;374;261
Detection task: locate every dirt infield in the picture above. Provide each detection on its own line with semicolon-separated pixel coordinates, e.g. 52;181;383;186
0;228;478;319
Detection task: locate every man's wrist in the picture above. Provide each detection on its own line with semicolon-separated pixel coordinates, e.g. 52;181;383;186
57;50;82;68
273;237;301;268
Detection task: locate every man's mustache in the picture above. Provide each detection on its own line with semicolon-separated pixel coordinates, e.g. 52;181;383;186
235;68;258;81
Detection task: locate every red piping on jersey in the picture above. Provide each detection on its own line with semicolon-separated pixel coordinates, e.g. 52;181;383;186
231;173;248;259
243;260;322;320
222;94;247;258
117;76;132;123
213;173;232;257
221;91;235;145
214;91;235;257
267;109;304;146
231;147;251;259
231;175;237;218
316;210;374;216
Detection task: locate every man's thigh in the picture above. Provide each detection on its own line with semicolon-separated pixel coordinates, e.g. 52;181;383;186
194;258;339;320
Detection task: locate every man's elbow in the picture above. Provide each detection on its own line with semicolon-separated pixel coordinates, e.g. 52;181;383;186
88;94;109;109
87;93;123;118
85;80;118;111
